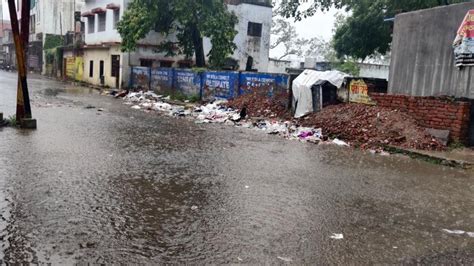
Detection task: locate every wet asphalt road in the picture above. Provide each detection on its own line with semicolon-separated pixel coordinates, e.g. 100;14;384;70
0;71;473;264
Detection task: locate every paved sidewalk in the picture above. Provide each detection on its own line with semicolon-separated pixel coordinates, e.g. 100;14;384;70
387;146;474;169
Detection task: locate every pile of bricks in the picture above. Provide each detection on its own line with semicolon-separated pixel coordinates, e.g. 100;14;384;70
370;93;471;143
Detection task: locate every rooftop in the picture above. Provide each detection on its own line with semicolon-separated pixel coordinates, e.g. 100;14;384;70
225;0;272;7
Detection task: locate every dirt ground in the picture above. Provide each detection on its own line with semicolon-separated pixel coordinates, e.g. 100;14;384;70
227;91;444;151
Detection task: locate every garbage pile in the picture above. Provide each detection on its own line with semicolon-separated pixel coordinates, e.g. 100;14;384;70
117;91;341;145
114;90;444;151
300;103;445;150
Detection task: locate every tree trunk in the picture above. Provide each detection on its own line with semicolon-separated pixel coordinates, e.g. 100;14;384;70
191;25;205;67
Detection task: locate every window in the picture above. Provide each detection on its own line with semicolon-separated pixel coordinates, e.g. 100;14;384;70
111;55;120;77
88;16;95;34
98;13;106;32
30;15;36;34
178;62;192;69
159;61;173;68
140;59;153;67
89;61;94;77
247;22;262;37
113;10;120;29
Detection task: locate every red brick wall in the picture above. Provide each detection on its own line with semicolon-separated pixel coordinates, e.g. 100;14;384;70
369;93;471;143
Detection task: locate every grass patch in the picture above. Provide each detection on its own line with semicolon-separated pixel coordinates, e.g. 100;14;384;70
448;141;465;151
6;115;17;127
166;91;200;103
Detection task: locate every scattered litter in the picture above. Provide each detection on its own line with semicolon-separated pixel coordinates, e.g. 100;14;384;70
277;256;293;262
85;105;95;109
245;186;249;189
442;229;474;237
332;139;349;147
115;90;129;98
330;233;344;240
237;257;243;262
369;149;390;156
442;229;466;235
97;108;104;112
191;205;199;211
118;91;352;148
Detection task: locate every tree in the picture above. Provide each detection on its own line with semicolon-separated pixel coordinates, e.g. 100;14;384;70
279;0;469;60
271;17;330;60
332;1;391;61
117;0;238;68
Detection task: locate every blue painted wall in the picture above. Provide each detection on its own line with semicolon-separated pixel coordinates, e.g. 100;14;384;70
150;68;174;94
130;67;290;100
239;72;289;96
202;71;239;101
173;69;202;97
130;67;151;90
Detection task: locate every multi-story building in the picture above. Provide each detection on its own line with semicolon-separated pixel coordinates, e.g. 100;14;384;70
81;0;272;89
0;21;12;68
11;0;86;73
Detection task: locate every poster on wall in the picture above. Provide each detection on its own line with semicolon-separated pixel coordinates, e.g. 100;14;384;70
349;79;376;105
453;10;474;67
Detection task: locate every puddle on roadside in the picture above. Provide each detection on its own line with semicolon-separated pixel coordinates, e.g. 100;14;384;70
42;88;65;97
42;87;97;97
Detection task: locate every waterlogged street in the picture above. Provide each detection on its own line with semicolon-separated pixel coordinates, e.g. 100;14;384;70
0;71;473;264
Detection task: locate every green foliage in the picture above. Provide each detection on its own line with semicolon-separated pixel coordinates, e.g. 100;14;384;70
165;91;200;103
44;34;64;50
280;0;469;59
332;1;392;60
6;115;17;127
332;60;361;76
117;0;238;68
191;67;208;73
45;49;56;64
449;141;465;150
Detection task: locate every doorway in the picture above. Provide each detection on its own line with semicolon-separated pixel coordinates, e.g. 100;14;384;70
111;55;120;89
99;60;104;85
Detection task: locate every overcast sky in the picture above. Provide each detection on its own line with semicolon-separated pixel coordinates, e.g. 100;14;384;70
0;0;7;21
270;8;340;59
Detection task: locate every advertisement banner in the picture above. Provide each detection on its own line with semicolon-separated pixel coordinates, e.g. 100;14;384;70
349;79;376;105
65;57;84;81
454;10;474;67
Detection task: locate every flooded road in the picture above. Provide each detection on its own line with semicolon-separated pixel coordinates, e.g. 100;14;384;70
0;71;473;264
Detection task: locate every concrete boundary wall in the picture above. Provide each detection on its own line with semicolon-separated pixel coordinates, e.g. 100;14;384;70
389;2;474;98
130;67;289;100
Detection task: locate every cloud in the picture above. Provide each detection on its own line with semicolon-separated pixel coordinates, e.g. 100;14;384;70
270;3;343;59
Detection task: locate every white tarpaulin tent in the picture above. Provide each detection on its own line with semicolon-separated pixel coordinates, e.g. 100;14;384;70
292;69;348;118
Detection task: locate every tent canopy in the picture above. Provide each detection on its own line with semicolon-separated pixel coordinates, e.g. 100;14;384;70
292;69;349;118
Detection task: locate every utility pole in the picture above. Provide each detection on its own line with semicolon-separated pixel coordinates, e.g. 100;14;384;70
73;0;76;84
7;0;36;129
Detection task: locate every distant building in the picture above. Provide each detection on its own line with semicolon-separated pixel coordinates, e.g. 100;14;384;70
267;58;292;74
13;0;86;73
81;0;272;89
358;63;389;80
0;21;12;67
